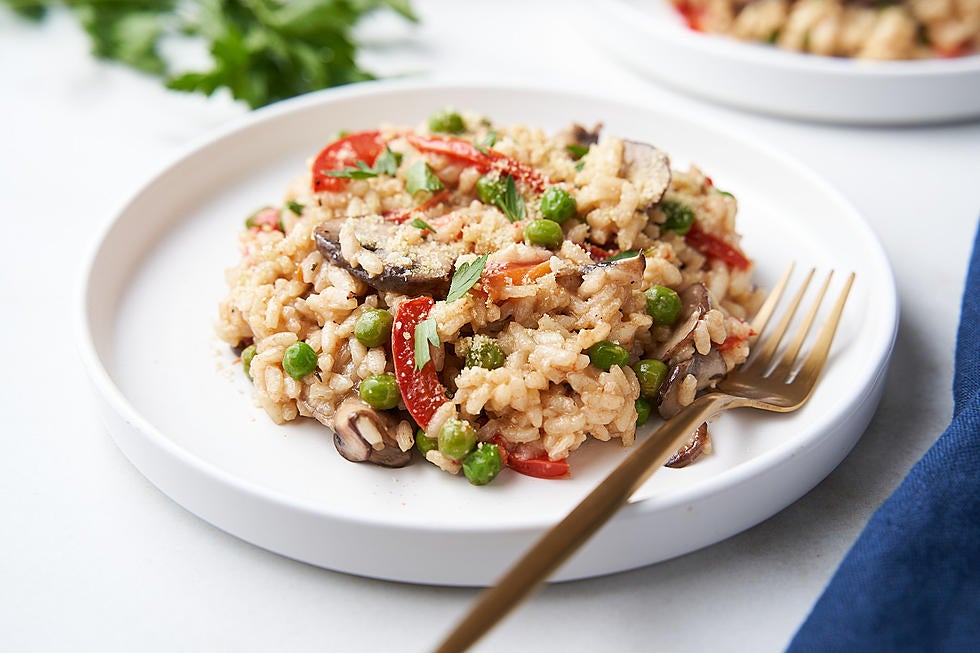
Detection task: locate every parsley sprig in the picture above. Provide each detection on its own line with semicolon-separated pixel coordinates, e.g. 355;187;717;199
414;317;439;371
3;0;418;109
445;254;488;303
325;146;402;180
497;175;526;223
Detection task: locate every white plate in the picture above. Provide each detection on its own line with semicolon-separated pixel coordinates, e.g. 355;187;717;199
78;80;897;586
591;0;980;124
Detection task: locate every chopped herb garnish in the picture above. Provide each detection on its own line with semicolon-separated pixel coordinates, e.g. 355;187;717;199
411;217;436;233
605;249;641;262
574;160;586;172
286;200;305;215
414;317;440;371
325;159;378;179
566;143;589;159
445;254;489;303
715;189;735;198
496;175;526;223
373;146;402;176
405;161;445;196
474;130;498;154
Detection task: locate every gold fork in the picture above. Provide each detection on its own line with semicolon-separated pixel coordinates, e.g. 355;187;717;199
434;264;855;653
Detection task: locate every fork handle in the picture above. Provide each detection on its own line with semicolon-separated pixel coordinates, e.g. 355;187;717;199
434;393;733;653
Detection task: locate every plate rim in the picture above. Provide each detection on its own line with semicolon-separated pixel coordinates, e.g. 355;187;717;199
76;78;899;572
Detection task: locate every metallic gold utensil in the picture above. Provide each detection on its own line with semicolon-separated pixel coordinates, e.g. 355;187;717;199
435;265;854;653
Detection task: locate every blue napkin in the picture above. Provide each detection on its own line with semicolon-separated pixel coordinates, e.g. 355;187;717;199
786;219;980;652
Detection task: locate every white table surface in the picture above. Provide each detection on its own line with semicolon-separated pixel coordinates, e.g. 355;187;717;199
2;2;978;651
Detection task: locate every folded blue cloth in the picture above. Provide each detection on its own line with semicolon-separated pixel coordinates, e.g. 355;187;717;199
786;219;980;652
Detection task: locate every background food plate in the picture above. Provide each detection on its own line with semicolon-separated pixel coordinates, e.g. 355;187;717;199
591;0;980;124
79;80;897;586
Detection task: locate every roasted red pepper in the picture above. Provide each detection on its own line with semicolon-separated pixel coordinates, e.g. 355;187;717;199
406;133;548;192
311;130;386;193
507;455;571;479
392;297;448;428
674;0;707;32
685;223;751;270
480;259;553;301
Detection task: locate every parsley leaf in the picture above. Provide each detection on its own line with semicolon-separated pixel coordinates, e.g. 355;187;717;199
445;254;489;303
566;143;589;159
405;161;445;196
574;160;586;172
604;250;641;262
326;159;379;179
286;200;305;215
474;130;497;155
7;1;418;109
373;146;402;176
410;217;436;233
414;317;440;371
496;175;525;223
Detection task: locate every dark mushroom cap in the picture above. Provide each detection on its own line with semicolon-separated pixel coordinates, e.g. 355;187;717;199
665;422;711;468
658;283;712;362
332;397;411;468
315;216;459;296
657;349;728;419
622;141;671;210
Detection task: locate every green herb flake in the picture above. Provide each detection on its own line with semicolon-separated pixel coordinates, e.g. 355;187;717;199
373;146;402;176
496;175;526;223
566;143;589;159
445;254;489;303
715;189;735;198
411;217;436;233
604;249;641;262
405;160;445;196
414;317;440;371
286;200;305;215
574;160;586;172
474;130;498;154
326;159;378;180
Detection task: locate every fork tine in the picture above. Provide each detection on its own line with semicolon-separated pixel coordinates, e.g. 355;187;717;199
749;263;795;344
769;271;833;381
795;272;855;387
746;268;815;371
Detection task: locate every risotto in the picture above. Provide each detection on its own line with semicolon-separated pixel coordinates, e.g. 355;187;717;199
671;0;980;59
216;110;765;485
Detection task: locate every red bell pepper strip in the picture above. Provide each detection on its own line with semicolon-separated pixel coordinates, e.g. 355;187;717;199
490;435;569;479
311;130;386;193
674;0;707;31
383;190;451;224
391;297;448;428
685;223;751;270
405;133;548;192
507;455;571;479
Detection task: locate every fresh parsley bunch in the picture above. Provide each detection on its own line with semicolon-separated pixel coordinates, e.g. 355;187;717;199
4;0;418;108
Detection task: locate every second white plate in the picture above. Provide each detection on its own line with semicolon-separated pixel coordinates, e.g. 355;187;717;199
79;80;897;586
591;0;980;124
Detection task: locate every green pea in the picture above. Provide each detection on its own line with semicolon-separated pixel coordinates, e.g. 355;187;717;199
465;338;506;370
632;359;668;398
282;341;317;379
476;175;504;205
416;429;438;457
354;308;393;348
635;397;652;427
241;344;257;381
587;340;630;371
358;373;401;410
428;109;465;134
660;199;695;235
539;186;577;223
438;417;478;461
524;219;563;249
645;286;682;325
462;443;503;486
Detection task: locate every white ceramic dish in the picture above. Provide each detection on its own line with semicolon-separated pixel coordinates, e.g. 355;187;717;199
591;0;980;124
78;80;897;586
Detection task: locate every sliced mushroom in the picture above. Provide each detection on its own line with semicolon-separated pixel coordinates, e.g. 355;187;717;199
657;348;728;419
562;251;647;294
657;283;712;362
665;423;711;468
568;123;602;148
331;397;411;468
621;141;671;209
314;215;459;296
